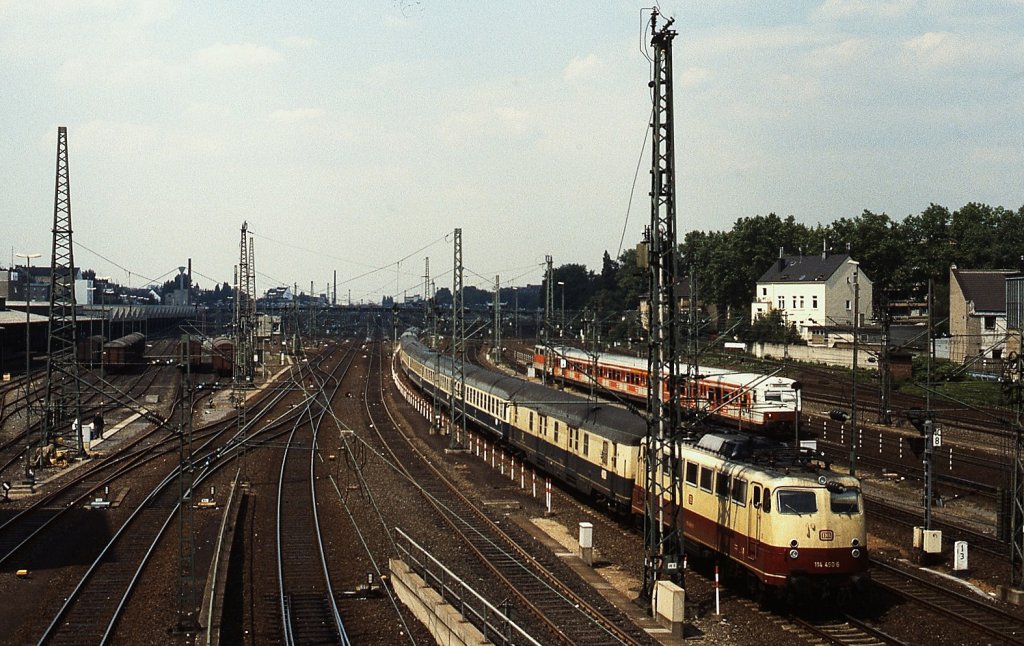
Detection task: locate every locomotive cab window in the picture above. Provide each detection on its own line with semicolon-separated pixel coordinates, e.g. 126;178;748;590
685;462;698;486
731;479;747;506
830;488;860;515
715;472;730;498
699;467;713;492
777;489;817;515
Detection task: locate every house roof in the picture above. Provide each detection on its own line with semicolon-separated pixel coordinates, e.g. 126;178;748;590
756;254;853;284
951;267;1014;313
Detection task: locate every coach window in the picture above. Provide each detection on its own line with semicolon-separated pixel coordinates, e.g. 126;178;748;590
715;472;730;498
685;462;698;487
601;441;608;465
529;412;534;432
583;433;590;457
752;485;761;508
699;467;713;492
731;479;747;506
553;421;559;443
778;489;817;515
762;488;771;512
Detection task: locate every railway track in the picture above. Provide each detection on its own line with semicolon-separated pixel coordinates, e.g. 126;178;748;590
378;344;653;645
789;614;905;645
276;346;352;645
25;364;312;644
871;558;1024;644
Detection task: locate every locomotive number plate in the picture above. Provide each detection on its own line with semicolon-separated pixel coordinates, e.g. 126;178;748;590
814;561;840;568
819;529;834;541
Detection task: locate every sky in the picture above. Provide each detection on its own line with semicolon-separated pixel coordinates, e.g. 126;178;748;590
2;1;1022;304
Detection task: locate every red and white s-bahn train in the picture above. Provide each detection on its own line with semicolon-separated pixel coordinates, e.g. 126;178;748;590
533;345;801;434
399;332;867;598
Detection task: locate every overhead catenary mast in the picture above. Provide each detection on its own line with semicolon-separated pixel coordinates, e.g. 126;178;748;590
449;228;468;450
640;7;687;605
43;126;83;455
234;222;255;386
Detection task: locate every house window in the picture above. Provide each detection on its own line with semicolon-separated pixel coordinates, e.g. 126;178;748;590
985;316;996;330
762;287;767;296
777;296;785;309
792;297;797;308
845;300;852;310
799;296;804;309
812;296;818;309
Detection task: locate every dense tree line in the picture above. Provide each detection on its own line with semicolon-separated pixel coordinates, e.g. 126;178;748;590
540;202;1024;337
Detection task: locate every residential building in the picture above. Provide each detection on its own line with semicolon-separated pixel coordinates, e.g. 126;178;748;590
948;265;1013;365
751;252;873;342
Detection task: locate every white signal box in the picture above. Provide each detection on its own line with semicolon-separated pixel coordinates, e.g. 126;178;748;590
923;529;942;554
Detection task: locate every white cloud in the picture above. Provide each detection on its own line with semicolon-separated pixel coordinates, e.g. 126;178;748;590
281;36;319;50
679;66;712;88
190;42;282;70
901;31;1017;69
563;54;603;82
808;37;875;66
269;108;325;123
814;0;915;20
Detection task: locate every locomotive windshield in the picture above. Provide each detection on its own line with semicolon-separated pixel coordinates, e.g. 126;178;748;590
764;390;797;403
829;488;860;514
777;489;817;515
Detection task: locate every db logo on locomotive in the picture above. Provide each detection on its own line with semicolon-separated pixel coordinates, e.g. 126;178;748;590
819;529;834;541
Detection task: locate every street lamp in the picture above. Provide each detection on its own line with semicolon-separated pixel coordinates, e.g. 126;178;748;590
16;252;40;480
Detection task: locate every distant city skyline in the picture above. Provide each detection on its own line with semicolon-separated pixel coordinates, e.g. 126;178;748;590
3;1;1021;303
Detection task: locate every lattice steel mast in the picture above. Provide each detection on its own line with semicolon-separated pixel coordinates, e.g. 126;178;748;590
234;222;255;386
449;228;468;449
542;255;554;386
43;126;83;455
641;8;686;604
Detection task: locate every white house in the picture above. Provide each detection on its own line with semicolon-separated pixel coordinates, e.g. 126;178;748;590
751;252;873;341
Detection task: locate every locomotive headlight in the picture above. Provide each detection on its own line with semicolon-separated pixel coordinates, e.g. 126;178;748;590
851;548;861;559
851;538;860;547
788;548;799;560
790;539;799;548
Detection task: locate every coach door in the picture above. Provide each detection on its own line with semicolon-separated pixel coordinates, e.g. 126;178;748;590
747;483;763;560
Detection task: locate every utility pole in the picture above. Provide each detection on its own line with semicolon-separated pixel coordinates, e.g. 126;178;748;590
176;334;199;633
17;252;40;480
43;126;83;456
640;8;686;606
493;275;501;367
543;256;553;386
423;258;430;331
878;290;892;425
850;264;860;477
449;228;468;450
